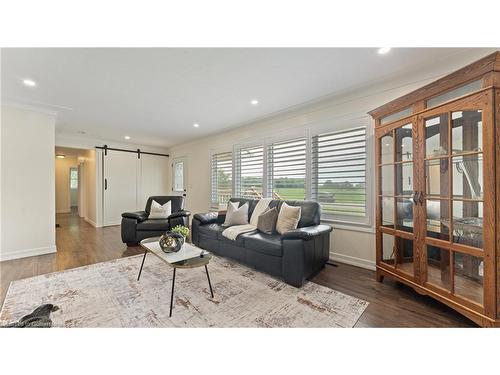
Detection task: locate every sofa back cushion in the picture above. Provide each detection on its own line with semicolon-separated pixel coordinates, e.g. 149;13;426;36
227;198;321;228
145;196;184;214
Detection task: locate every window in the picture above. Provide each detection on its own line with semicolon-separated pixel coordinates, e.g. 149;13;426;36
211;151;233;208
312;127;367;220
235;145;264;199
267;138;306;200
173;159;185;192
70;168;78;189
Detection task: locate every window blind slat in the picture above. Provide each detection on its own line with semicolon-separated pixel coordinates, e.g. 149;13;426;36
211;151;233;207
235;145;264;199
268;138;306;200
312;127;367;219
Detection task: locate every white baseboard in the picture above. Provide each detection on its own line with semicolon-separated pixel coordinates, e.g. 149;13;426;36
330;252;376;271
84;217;100;228
0;245;57;262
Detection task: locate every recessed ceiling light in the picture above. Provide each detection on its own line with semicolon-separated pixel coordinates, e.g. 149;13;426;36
23;78;37;87
251;99;259;105
378;47;391;55
193;123;200;128
56;154;65;159
124;135;131;140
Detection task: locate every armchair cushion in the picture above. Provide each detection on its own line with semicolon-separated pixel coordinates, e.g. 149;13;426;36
121;211;148;222
136;219;170;231
281;224;333;240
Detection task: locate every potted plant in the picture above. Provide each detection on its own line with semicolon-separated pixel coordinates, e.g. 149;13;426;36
171;225;190;241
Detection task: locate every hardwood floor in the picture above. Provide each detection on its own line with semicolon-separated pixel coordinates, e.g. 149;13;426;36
0;210;143;306
0;210;477;327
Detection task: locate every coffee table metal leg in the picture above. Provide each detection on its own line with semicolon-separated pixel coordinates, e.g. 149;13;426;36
205;265;214;298
169;268;176;317
137;250;148;281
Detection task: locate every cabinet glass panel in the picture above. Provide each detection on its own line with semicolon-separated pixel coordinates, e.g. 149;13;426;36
426;199;450;241
426;246;451;291
380;165;394;196
425;158;449;197
451;110;482;155
396;162;413;196
425;114;449;157
395;124;413;162
452;200;483;249
395;237;414;276
426;80;482;108
381;197;394;228
381;233;395;266
452;154;483;200
380;133;394;164
396;198;413;232
453;252;484;305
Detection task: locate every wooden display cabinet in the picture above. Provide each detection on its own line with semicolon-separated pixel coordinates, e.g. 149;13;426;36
369;51;500;327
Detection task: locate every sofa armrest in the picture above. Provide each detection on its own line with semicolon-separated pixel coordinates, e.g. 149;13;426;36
168;210;191;220
281;224;332;240
121;211;148;222
193;212;219;225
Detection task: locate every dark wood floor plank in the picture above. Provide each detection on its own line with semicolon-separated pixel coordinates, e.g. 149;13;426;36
0;211;477;327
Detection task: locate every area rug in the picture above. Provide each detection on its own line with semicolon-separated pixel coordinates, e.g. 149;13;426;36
0;255;368;327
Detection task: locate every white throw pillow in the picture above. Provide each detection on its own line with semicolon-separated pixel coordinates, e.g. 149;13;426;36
149;200;172;219
276;202;301;234
223;201;249;226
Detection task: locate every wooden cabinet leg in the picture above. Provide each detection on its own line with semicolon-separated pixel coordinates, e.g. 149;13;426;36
376;270;384;282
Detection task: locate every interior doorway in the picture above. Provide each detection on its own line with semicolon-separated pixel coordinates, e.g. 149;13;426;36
54;146;96;226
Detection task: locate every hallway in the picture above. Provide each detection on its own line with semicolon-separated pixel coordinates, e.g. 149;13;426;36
0;211;143;304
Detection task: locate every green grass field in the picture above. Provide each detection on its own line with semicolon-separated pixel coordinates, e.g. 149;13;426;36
274;187;366;216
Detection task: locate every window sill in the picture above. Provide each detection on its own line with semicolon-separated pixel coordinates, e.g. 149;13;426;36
320;219;375;234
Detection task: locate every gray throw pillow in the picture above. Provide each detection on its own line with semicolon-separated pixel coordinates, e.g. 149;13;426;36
257;207;278;234
223;201;249;226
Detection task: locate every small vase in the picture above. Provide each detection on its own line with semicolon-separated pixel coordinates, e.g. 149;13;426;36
159;231;184;253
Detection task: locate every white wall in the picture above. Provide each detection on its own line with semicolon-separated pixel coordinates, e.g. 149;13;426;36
55;155;78;213
82;149;98;226
0;105;57;261
166;49;494;270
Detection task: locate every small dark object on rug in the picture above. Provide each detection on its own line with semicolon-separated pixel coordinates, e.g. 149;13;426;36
1;304;59;328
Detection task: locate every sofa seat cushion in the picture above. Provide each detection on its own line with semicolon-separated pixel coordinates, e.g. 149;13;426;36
137;219;170;231
198;223;224;240
217;227;254;246
242;232;283;257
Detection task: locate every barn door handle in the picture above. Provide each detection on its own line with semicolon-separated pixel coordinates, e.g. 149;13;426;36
105;178;108;190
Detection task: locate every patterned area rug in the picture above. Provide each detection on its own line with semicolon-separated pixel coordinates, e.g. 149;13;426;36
0;255;368;327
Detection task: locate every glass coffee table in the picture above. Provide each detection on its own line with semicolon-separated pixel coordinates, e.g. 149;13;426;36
137;237;214;317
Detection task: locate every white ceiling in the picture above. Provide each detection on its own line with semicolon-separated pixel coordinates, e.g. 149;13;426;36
1;48;495;147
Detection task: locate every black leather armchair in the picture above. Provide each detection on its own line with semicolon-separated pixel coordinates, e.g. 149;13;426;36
192;198;332;287
121;196;191;245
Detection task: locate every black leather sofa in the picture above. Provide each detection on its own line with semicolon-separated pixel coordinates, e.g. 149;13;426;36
121;196;191;245
192;198;332;287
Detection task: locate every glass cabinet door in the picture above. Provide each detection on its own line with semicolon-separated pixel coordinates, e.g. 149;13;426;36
378;121;416;278
423;107;486;309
